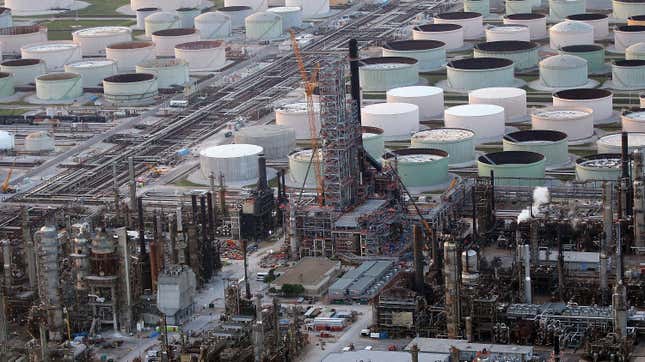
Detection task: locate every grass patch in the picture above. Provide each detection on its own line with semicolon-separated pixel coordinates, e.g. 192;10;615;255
174;178;204;187
0;108;27;116
74;0;130;16
43;19;135;40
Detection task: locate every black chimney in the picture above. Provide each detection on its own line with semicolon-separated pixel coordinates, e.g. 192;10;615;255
258;154;267;190
137;197;146;255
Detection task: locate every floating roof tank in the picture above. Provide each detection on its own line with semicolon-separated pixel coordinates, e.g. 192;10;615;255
505;0;533;15
0;7;12;28
103;73;159;106
629;14;645;25
359;57;419;92
35;72;82;101
444;104;506;144
72;26;132;56
0;26;46;56
5;0;73;13
549;21;594;49
549;0;586;21
64;59;117;88
611;59;645;90
469;87;527;123
386;86;444;121
287;149;322;188
200;144;264;183
412;24;464;51
576;154;621;181
361;102;419;141
21;41;82;72
411;128;476;166
566;13;609;40
216;6;253;28
621;108;645;132
0;130;14;150
136;7;160;30
267;6;303;31
597;132;645;157
275;102;321;140
177;7;201;28
434;12;484;40
552;88;614;124
24;131;54;153
136;58;189;88
105;41;156;71
503;13;547;40
559;44;608;74
538;54;590;89
0;59;46;86
445;57;516;91
626;42;645;59
614;25;645;53
225;0;268;11
478;151;546;186
130;0;201;12
285;0;329;18
175;41;226;71
531;106;594;142
473;40;539;70
382;40;446;72
145;11;181;38
464;0;490;17
486;25;530;42
612;0;645;21
151;28;200;57
383;148;450;189
234;124;296;160
245;11;283;41
195;12;233;39
503;130;569;167
362;126;385;161
0;72;14;98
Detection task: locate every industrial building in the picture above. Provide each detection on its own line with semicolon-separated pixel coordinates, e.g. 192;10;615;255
270;257;341;296
328;260;399;302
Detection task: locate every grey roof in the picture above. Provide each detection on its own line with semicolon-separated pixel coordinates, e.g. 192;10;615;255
322;350;449;362
406;338;533;356
334;199;387;228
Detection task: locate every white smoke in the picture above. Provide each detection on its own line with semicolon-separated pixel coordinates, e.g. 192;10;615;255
517;186;550;223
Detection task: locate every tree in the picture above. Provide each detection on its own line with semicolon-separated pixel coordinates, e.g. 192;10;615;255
281;284;305;297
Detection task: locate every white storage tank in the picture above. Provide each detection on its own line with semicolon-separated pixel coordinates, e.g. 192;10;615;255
477;151;546;186
359;57;419;92
576;154;621;181
0;72;14;97
64;59;117;88
549;21;594;49
72;27;132;56
0;8;12;28
549;0;586;20
130;0;201;12
597;132;645;157
386;86;444;121
505;0;533;15
35;73;82;101
612;0;645;21
288;149;322;187
268;6;303;31
136;7;160;30
235;125;296;159
531;106;594;141
464;0;490;17
629;15;645;25
411;128;476;166
362;102;419;141
382;40;446;72
614;25;645;53
434;12;484;40
0;59;46;86
473;40;539;70
200;144;263;183
486;25;530;42
445;57;515;91
275;102;321;140
503;13;547;40
444;104;505;144
5;0;73;14
103;73;159;106
177;7;201;28
0;130;14;151
611;59;645;90
559;44;607;74
151;28;200;57
105;41;156;72
469;87;527;123
175;41;226;71
24;131;54;153
382;148;450;189
136;59;189;88
642;93;645;107
565;13;609;40
20;42;81;72
245;12;283;41
537;54;589;89
413;24;464;51
626;42;645;59
552;88;614;124
195;12;233;39
621;108;645;132
217;6;254;28
285;0;329;18
145;11;181;38
503;130;569;167
225;0;268;11
362;126;385;161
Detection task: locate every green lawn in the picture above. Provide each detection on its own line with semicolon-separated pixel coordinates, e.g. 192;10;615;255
74;0;130;16
0;108;27;116
43;19;135;40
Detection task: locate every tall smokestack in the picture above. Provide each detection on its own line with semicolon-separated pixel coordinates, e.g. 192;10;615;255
412;225;425;295
622;132;633;216
523;244;532;304
200;195;212;280
258;154;267;190
191;194;198;226
349;39;361;112
137;197;146;255
443;240;460;339
601;182;611;303
207;192;215;241
471;186;478;241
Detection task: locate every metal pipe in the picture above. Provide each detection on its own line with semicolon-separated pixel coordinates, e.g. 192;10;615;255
128;157;136;213
523;244;532;304
413;225;425;295
258;155;267;190
117;228;133;333
601;182;611;300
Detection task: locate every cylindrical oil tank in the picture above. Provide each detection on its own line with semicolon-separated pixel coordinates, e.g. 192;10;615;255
288;149;322;187
642;93;645;107
566;13;609;40
614;25;645;53
473;41;539;70
234;124;296;159
359;57;419;92
531;106;594;141
612;0;645;21
621;108;645;132
503;13;547;40
175;41;226;71
0;8;12;29
64;59;117;88
225;0;268;11
550;21;594;49
413;24;464;51
383;148;450;188
136;59;189;88
103;73;159;106
136;8;160;30
245;12;283;41
505;0;533;15
382;40;446;72
195;12;232;39
553;88;613;124
503;130;569;166
486;25;530;42
626;42;645;59
5;0;68;12
446;57;515;91
23;131;54;153
35;73;82;101
549;0;586;20
151;28;200;57
0;26;47;56
145;11;181;38
362;126;385;161
478;151;546;186
434;12;484;40
469;87;527;123
0;59;46;86
200;144;263;182
464;0;490;17
268;7;303;31
361;102;419;141
0;72;14;97
444;104;505;144
597;132;645;156
539;54;589;89
21;42;82;72
611;59;645;90
177;7;201;28
462;250;479;273
130;0;200;12
629;15;645;25
285;0;329;18
217;6;254;28
72;27;132;56
0;130;14;150
559;44;606;73
411;128;476;166
275;102;321;139
386;86;444;121
105;41;155;71
576;154;621;181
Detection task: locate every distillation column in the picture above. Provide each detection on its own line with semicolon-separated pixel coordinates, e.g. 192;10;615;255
443;240;460;339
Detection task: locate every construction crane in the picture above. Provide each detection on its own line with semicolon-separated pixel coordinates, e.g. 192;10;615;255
289;29;324;205
1;167;14;193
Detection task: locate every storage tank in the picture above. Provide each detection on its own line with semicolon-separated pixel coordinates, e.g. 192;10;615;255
613;25;645;53
136;8;160;30
225;0;268;11
469;87;527;123
477;151;545;186
434;12;484;40
382;148;450;189
576;154;621;181
4;0;72;13
612;0;645;21
629;15;645;25
130;0;200;12
35;73;82;101
195;12;232;39
549;0;586;20
359;57;419;92
642;93;645;107
473;41;539;70
445;104;505;144
288;149;322;187
626;42;645;59
217;6;254;28
0;130;14;150
285;0;329;18
597;132;645;156
20;42;81;72
234;124;296;159
105;41;156;71
412;24;464;51
136;59;189;88
464;0;490;17
362;126;385;161
486;25;531;42
531;106;594;141
0;59;46;86
177;7;201;28
552;88;614;124
445;57;515;91
549;21;594;49
64;59;117;88
503;130;569;167
386;86;444;121
611;59;645;90
268;6;303;31
103;73;159;106
145;11;181;38
505;0;533;15
72;27;132;56
382;40;446;72
175;41;226;71
0;72;14;97
536;54;589;90
621;108;645;132
245;12;283;41
151;28;200;57
24;131;54;153
200;144;263;183
0;8;12;28
411;128;476;166
361;102;419;141
565;13;609;40
503;13;547;40
559;44;607;74
0;26;46;56
275;102;321;139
